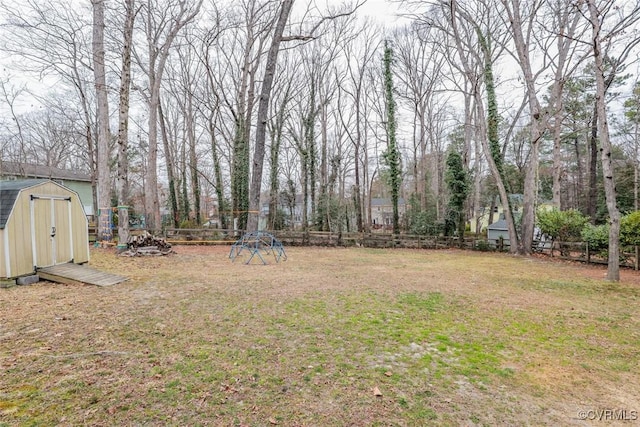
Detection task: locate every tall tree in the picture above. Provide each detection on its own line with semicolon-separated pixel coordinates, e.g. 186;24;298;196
246;0;294;232
544;0;588;210
338;22;380;232
116;0;137;248
136;0;202;232
246;1;364;232
92;0;112;242
622;81;640;210
445;150;469;242
0;0;98;214
586;0;640;281
500;0;548;255
382;40;402;235
444;0;520;253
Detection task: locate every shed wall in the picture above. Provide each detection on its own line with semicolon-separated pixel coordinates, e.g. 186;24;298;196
0;229;5;278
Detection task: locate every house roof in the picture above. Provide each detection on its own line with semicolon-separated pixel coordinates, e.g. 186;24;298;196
371;197;406;207
0;179;48;229
0;161;91;182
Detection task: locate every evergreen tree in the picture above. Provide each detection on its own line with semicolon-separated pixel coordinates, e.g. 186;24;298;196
444;150;470;242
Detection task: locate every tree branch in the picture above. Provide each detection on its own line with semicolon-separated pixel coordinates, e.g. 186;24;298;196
282;0;366;42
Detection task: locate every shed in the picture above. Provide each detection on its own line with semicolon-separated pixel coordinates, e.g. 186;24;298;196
0;179;90;279
487;217;510;247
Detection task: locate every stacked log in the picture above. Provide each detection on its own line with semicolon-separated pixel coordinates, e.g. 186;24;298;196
119;232;174;256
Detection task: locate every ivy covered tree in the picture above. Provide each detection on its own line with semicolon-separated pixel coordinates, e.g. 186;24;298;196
444;150;470;241
382;39;402;235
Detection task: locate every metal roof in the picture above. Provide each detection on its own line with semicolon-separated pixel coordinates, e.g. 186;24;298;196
487;218;508;231
0;179;48;229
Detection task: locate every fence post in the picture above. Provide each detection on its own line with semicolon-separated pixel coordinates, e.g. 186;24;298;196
636;246;639;271
586;242;590;264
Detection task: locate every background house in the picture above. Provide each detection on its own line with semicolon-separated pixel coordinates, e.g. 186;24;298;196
259;193;309;230
371;197;406;229
0;161;94;219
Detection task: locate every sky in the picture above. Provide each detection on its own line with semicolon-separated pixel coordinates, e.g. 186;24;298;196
0;0;409;115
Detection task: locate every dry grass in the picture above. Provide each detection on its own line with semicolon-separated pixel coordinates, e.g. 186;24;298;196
1;246;640;426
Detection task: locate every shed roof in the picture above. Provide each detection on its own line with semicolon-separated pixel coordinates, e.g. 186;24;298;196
0;179;48;229
487;218;508;231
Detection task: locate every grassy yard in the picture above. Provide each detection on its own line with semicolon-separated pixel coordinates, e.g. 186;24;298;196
1;246;639;426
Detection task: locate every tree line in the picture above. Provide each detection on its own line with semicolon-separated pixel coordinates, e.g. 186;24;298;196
0;0;639;281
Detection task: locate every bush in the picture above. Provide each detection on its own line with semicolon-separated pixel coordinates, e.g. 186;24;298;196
179;219;197;229
581;223;609;255
473;240;492;251
537;208;590;242
621;211;640;247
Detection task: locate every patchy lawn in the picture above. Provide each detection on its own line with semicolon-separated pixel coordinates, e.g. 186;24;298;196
1;246;639;426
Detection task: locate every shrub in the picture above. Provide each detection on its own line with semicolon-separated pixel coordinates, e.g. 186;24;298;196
621;211;640;247
581;223;609;255
473;240;492;251
179;219;197;229
537;208;590;242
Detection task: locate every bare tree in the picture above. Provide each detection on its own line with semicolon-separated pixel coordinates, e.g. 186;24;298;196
442;0;520;252
0;0;98;212
134;0;202;232
499;0;550;254
116;0;138;247
586;0;640;281
246;1;365;232
394;24;448;213
92;0;112;242
542;0;589;209
338;21;381;232
246;0;295;232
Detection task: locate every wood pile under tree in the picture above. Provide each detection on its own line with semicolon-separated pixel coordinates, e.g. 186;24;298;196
119;232;174;256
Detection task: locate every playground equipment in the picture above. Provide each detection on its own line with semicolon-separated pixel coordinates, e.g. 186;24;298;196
229;231;287;265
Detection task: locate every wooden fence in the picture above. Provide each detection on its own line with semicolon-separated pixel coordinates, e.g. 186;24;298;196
88;226;639;270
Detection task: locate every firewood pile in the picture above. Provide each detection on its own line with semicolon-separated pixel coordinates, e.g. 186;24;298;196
119;232;175;256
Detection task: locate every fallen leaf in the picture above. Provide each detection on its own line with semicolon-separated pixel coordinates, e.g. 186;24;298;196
269;417;278;425
373;386;382;397
384;371;392;377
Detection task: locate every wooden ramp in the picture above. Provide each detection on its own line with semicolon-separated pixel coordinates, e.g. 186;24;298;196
38;263;127;287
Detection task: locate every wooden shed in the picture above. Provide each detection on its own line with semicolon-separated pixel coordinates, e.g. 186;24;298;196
0;179;90;279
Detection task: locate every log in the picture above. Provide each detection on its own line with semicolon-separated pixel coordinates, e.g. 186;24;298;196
120;231;174;256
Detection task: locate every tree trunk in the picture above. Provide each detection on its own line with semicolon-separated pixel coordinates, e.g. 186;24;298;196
116;0;136;247
92;0;111;242
187;96;201;226
158;103;179;228
141;0;202;232
208;114;227;230
501;0;545;255
247;0;294;232
588;0;621;281
267;81;292;230
587;105;599;222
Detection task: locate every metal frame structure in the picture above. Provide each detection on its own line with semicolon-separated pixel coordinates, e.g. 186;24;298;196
229;231;287;265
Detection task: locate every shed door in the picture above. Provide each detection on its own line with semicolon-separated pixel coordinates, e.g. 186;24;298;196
30;195;74;268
